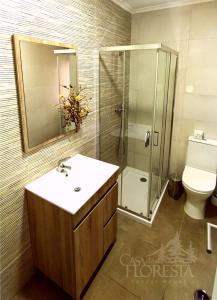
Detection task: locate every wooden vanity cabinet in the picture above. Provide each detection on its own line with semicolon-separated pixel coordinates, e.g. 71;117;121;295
27;179;118;300
103;212;117;255
73;199;104;298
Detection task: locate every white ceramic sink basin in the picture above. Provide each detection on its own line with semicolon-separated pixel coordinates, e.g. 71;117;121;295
25;154;119;215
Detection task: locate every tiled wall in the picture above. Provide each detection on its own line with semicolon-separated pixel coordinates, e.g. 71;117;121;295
131;1;217;177
0;1;131;299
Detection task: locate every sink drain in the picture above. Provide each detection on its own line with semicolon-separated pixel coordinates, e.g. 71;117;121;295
140;177;147;182
74;187;81;192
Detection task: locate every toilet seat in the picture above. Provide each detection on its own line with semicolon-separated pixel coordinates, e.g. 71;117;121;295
182;166;216;193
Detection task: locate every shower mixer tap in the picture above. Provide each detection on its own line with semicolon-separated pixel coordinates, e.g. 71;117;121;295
115;103;126;114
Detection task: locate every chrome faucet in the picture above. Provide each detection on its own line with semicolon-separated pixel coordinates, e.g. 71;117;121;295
56;157;71;176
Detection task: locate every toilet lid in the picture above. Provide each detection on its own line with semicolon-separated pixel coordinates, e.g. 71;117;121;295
182;166;216;193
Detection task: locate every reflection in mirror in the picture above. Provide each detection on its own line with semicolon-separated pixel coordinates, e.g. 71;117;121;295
13;35;78;153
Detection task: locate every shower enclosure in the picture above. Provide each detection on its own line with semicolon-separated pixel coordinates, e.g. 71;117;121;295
99;44;178;224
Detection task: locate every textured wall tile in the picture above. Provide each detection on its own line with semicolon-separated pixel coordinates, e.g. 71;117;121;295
0;247;34;300
0;0;131;299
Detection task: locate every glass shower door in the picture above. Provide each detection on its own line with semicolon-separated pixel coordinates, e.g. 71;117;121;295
99;51;125;169
161;54;177;186
122;49;157;217
149;51;170;214
99;45;178;222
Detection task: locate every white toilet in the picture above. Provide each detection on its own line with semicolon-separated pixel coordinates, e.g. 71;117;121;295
182;136;217;220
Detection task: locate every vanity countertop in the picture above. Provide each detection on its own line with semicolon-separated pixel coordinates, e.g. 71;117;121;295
25;154;119;215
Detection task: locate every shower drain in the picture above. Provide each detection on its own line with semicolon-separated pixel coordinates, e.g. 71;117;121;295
140;177;147;182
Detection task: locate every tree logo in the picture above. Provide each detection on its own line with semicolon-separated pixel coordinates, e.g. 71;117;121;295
146;232;197;265
120;232;197;279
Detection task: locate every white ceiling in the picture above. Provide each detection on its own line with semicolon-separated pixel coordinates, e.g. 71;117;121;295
111;0;215;13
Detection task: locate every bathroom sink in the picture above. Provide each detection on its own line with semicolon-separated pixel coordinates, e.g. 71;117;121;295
25;154;119;214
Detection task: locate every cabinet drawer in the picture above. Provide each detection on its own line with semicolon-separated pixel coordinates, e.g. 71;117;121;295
103;212;117;254
103;183;118;226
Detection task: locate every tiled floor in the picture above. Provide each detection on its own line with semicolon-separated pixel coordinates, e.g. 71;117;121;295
13;194;217;300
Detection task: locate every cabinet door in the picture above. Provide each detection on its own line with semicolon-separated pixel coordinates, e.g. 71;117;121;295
73;200;104;296
103;212;117;254
103;183;118;225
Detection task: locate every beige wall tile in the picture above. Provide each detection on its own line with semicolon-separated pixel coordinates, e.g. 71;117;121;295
132;6;191;44
129;50;156;125
194;120;217;139
170;141;188;177
186;39;217;96
173;69;187;118
187;39;217;68
128;138;135;152
179;119;196;141
183;94;217;122
170;118;195;177
176;40;189;69
134;153;149;171
127;150;135;166
131;1;217;174
171;118;182;142
186;66;217;95
189;1;217;39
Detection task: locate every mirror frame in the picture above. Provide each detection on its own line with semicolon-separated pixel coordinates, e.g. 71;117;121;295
13;34;78;153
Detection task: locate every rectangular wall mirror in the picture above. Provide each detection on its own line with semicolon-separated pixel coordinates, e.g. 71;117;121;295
13;35;78;153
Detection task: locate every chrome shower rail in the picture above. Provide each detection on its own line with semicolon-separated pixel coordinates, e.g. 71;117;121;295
100;43;178;55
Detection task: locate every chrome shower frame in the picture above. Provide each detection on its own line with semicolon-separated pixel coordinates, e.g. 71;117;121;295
99;43;178;225
100;43;178;55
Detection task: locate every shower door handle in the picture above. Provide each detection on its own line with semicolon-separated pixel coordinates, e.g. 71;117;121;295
144;131;151;147
153;131;159;146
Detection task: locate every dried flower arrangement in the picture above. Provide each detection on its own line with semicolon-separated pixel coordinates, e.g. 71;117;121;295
59;85;91;132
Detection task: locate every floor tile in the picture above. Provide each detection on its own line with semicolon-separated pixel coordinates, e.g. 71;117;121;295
12;274;71;300
83;273;139;300
13;193;217;300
